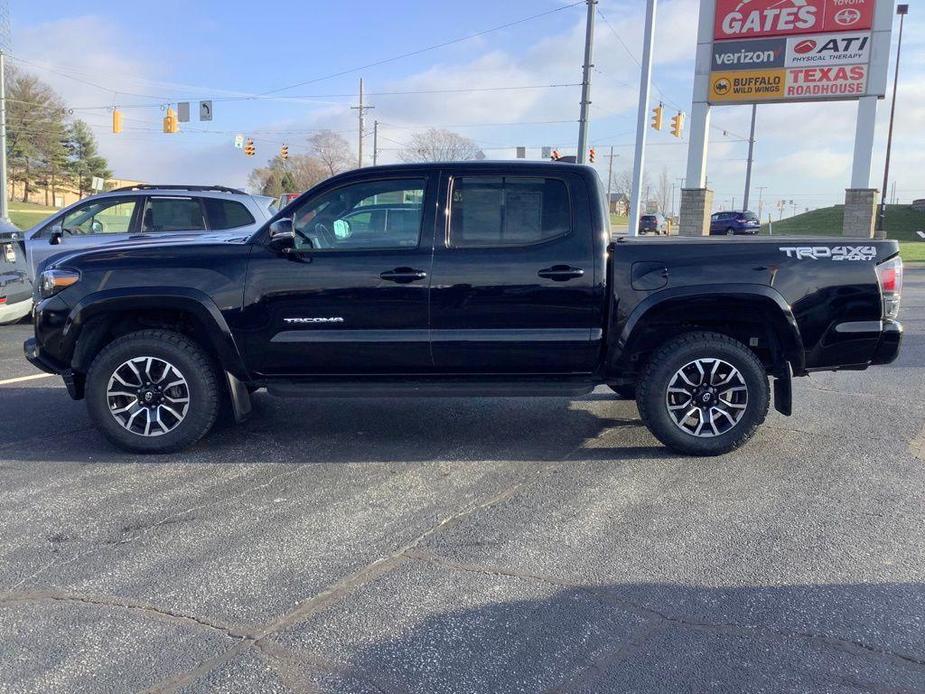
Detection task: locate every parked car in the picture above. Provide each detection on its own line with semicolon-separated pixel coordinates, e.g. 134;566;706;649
710;210;760;235
25;161;903;456
639;213;668;235
0;233;31;325
15;185;276;282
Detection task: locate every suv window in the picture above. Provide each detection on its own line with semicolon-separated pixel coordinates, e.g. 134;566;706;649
142;197;206;233
52;197;138;236
203;198;256;230
291;179;425;251
449;176;570;247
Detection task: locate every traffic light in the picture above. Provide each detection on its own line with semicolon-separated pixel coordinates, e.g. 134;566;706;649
551;149;561;161
280;145;289;160
163;107;179;134
670;111;685;139
112;109;122;134
651;103;664;131
244;138;256;157
589;147;596;163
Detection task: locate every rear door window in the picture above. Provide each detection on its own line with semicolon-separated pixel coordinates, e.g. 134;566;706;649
203;198;257;230
142;197;206;232
449;176;570;247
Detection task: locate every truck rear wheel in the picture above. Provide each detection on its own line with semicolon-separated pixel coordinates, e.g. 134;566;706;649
85;329;220;453
636;331;769;456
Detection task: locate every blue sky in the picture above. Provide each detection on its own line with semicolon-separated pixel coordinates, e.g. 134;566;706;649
13;0;925;217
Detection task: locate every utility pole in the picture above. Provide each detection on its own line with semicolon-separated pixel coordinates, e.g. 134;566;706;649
576;0;597;164
742;104;757;211
372;120;379;167
757;186;767;221
605;145;615;212
0;1;13;231
0;49;10;227
351;78;374;168
628;0;657;237
877;4;908;235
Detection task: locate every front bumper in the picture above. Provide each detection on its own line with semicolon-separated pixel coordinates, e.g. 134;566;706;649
870;319;903;366
23;337;63;375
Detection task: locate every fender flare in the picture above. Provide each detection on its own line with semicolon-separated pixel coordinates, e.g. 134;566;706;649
615;283;805;374
63;286;249;378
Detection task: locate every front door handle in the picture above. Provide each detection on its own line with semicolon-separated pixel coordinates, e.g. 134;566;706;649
380;267;427;284
538;265;584;281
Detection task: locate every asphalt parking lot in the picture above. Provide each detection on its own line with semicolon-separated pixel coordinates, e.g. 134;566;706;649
1;269;923;693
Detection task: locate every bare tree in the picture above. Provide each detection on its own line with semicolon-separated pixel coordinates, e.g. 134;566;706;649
249;154;332;197
399;128;485;163
655;167;672;215
307;130;354;176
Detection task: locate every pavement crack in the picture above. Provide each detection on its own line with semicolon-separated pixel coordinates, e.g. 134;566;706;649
254;477;533;638
0;589;248;640
409;552;925;670
5;464;310;592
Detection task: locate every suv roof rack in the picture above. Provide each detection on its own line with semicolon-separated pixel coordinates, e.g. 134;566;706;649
110;184;247;194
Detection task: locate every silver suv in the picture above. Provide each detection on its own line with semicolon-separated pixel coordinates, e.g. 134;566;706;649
19;185;276;282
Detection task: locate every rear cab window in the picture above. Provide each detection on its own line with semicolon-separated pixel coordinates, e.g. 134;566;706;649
448;176;570;247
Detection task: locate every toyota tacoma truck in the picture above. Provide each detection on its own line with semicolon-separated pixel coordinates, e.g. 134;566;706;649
24;162;904;455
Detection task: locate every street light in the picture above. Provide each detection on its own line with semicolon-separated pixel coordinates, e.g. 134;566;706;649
877;3;909;235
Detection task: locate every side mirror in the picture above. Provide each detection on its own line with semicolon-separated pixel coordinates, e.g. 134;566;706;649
268;218;296;250
49;226;64;245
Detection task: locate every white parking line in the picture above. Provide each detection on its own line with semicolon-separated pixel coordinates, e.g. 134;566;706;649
0;373;54;386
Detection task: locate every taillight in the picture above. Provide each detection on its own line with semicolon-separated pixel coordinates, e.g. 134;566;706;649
876;255;903;320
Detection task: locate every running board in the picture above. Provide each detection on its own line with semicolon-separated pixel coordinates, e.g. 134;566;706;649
266;380;596;399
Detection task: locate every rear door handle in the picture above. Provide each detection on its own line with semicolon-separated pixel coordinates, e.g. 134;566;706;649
538;265;584;281
380;267;427;284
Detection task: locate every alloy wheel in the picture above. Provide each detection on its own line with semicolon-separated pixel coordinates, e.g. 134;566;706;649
106;356;190;437
665;357;748;437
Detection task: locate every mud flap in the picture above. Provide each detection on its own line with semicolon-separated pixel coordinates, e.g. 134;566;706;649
226;371;253;422
773;362;793;416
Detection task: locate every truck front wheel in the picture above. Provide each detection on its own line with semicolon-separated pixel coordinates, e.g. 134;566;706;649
85;329;221;453
636;331;770;456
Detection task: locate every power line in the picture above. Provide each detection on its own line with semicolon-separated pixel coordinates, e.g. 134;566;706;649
256;1;586;96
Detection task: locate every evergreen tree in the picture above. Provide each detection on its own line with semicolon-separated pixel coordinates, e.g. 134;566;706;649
65;120;111;198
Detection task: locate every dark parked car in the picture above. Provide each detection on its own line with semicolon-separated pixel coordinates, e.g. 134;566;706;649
639;213;668;235
711;210;760;235
25;162;903;456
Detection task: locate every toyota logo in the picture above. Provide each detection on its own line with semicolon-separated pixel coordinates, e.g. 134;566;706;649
833;8;862;26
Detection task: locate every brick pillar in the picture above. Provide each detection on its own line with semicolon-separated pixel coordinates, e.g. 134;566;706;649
842;188;878;238
679;188;713;236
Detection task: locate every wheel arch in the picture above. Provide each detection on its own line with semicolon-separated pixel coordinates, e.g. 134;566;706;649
610;285;805;379
65;287;249;380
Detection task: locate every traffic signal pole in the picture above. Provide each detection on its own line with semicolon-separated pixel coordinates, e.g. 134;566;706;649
576;0;596;164
628;0;657;238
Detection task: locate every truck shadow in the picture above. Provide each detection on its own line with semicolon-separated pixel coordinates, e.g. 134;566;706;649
262;579;925;693
0;386;670;465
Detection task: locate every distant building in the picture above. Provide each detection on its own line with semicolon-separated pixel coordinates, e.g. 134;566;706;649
8;176;144;208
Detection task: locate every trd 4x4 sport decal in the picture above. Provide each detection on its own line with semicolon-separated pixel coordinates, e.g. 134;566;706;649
779;245;876;261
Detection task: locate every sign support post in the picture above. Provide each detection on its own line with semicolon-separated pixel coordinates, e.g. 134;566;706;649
628;0;657;239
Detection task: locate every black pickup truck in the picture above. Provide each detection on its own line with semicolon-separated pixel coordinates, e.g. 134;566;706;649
24;162;904;455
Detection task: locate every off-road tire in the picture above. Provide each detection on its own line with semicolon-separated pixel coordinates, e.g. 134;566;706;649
636;331;769;456
85;329;220;453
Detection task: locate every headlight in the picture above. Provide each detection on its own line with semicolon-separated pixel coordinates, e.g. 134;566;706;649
39;269;80;299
